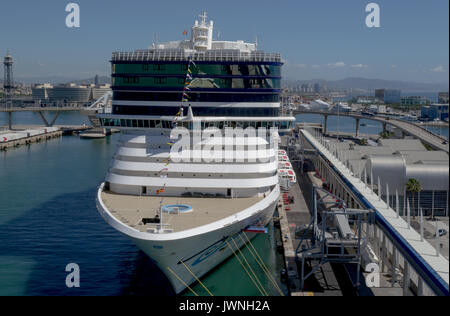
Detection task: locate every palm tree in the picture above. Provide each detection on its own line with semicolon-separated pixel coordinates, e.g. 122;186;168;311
406;178;421;219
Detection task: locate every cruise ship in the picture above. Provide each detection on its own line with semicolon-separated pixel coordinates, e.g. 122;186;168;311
95;13;295;294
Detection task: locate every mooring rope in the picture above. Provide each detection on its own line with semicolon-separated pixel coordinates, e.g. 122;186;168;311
226;240;266;296
231;237;269;296
179;259;214;296
240;232;285;296
166;266;199;296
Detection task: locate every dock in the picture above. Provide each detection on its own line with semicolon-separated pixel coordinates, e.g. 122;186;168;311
276;129;448;296
278;135;354;296
284;128;449;296
0;124;92;151
277;159;356;296
0;127;62;151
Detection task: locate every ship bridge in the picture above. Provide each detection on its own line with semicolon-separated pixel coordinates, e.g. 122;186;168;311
148;11;258;54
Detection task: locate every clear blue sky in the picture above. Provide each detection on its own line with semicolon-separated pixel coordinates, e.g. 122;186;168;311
0;0;448;83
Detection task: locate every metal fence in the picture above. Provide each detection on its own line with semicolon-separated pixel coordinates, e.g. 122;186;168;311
112;50;282;63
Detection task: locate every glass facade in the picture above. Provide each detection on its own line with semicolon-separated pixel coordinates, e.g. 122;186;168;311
113;105;278;117
111;60;282;117
113;91;279;103
113;76;280;89
113;63;281;76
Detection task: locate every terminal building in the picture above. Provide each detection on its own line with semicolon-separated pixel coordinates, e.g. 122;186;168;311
32;82;111;107
438;92;449;104
421;104;449;121
31;83;53;101
401;96;430;107
326;138;449;217
375;89;401;104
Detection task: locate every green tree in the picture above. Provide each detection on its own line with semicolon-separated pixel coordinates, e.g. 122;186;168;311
406;178;421;219
380;131;393;139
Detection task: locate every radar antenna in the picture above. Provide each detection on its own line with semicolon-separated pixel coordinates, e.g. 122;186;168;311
199;11;207;25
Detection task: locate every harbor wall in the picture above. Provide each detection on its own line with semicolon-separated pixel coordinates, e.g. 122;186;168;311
0;128;62;151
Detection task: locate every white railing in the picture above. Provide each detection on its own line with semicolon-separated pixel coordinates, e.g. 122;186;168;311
112;50;281;63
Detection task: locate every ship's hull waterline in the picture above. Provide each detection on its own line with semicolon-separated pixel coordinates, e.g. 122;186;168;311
96;183;280;294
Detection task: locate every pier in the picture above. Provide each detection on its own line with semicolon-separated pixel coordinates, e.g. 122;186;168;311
275;122;449;296
277;167;357;296
0;127;62;151
0;124;93;151
278;134;360;296
287;128;449;296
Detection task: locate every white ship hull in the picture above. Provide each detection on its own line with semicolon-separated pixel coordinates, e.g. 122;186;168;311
96;183;279;294
95;13;294;294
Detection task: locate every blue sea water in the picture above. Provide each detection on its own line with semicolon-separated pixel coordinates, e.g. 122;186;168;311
0;112;285;296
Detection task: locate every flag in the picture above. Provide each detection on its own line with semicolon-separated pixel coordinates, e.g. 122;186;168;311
186;74;193;80
167;142;175;146
187;68;192;74
156;189;165;194
183;30;188;36
190;60;197;68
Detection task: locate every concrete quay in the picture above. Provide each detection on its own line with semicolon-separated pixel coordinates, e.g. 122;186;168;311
278;136;350;296
277;165;355;296
0;127;62;151
278;133;409;296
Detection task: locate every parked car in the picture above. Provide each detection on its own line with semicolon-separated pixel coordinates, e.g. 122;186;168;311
438;229;447;237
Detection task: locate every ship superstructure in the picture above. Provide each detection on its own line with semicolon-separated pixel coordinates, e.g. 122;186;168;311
96;13;295;294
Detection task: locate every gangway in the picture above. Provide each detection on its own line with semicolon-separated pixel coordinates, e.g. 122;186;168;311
296;186;370;290
79;92;113;128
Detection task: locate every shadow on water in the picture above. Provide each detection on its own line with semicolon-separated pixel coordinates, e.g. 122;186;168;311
0;188;174;296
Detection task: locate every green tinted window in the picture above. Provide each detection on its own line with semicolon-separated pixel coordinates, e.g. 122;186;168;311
113;76;280;89
113;63;280;76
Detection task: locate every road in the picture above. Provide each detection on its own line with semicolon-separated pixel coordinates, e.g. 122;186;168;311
294;110;449;153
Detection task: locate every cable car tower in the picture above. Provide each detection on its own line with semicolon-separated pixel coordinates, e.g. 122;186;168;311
3;51;14;109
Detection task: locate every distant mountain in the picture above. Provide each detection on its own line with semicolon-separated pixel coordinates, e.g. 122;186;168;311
284;77;449;93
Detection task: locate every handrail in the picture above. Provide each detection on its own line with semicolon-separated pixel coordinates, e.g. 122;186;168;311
112;50;281;63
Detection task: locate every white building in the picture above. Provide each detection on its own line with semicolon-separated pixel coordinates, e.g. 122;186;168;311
309;99;331;111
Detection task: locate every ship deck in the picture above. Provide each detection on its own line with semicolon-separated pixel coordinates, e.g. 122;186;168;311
100;190;263;233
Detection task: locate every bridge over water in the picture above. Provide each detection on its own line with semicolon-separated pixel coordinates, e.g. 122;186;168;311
294;110;449;153
1;92;111;129
0;107;83;129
